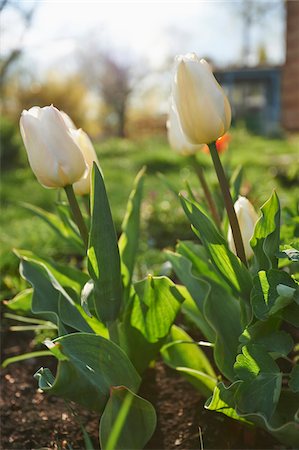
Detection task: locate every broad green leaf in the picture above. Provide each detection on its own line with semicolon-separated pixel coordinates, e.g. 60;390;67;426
34;333;141;414
88;164;122;324
15;249;89;301
289;365;299;392
234;345;282;420
206;383;299;447
205;381;250;423
280;302;299;327
166;251;215;342
19;258;94;335
204;279;243;381
99;386;156;450
131;275;184;343
4;288;32;313
175;240;222;284
177;285;216;343
20;202;84;253
180;195;252;299
161;325;217;397
250;191;280;270
240;320;293;357
118;167;145;304
251;269;298;320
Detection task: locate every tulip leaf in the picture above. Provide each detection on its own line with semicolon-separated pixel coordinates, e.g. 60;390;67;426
205;381;250;423
250;191;280;271
251;269;298;320
131;275;184;343
88;164;123;324
99;386;156;450
240;320;294;357
161;325;217;397
34;333;141;414
118;167;145;305
5;288;33;314
166;250;215;342
206;383;299;448
234;345;282;420
289;364;299;392
203;278;243;381
19;258;94;335
180;195;252;299
15;249;89;301
20;202;84;253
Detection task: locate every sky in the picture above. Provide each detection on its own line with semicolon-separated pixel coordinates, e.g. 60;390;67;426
2;0;285;76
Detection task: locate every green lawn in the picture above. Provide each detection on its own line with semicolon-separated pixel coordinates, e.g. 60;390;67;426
1;127;298;298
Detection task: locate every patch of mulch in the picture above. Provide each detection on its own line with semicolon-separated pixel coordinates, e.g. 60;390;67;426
1;330;286;450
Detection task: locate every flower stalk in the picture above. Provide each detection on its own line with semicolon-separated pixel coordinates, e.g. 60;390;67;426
189;154;221;229
209;142;247;267
64;184;89;249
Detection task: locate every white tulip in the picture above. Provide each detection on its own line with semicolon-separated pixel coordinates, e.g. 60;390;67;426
72;129;101;196
228;196;259;259
172;53;231;144
20;105;87;188
167;102;206;155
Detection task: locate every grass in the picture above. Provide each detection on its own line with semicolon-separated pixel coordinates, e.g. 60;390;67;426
1;126;298;298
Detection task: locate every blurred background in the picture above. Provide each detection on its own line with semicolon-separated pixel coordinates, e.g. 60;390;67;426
1;0;298;297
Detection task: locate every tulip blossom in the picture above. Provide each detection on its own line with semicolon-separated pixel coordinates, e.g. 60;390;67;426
20;106;87;188
167;102;208;155
228;196;259;259
172;53;231;145
72;128;101;196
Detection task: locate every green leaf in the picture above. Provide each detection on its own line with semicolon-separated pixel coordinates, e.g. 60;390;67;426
230;165;243;203
88;164;122;323
19;258;94;335
99;386;156;450
166;250;215;342
118;167;145;305
251;269;298;320
4;288;33;313
2;350;54;368
15;249;89;301
131;275;184;343
205;381;250;423
203;279;243;381
180;195;252;299
161;325;217;397
35;333;141;414
250;191;280;270
240;320;294;357
280;302;299;327
20;202;84;253
289;365;299;392
234;345;282;420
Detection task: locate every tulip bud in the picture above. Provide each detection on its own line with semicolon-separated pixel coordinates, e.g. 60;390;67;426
172;53;231;145
72;129;101;196
228;196;259;259
20;106;87;188
167;102;208;155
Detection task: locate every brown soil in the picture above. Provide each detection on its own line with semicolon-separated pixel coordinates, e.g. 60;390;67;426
1;330;286;450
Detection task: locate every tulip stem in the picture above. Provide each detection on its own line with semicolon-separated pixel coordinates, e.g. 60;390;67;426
209;142;247;267
64;185;89;249
190;155;221;229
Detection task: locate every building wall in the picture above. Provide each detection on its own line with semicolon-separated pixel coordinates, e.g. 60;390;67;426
282;0;299;131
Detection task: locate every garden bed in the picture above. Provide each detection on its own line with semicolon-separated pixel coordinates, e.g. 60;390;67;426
1;330;285;450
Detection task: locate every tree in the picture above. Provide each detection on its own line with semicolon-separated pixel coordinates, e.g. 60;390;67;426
78;41;147;138
0;0;38;88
